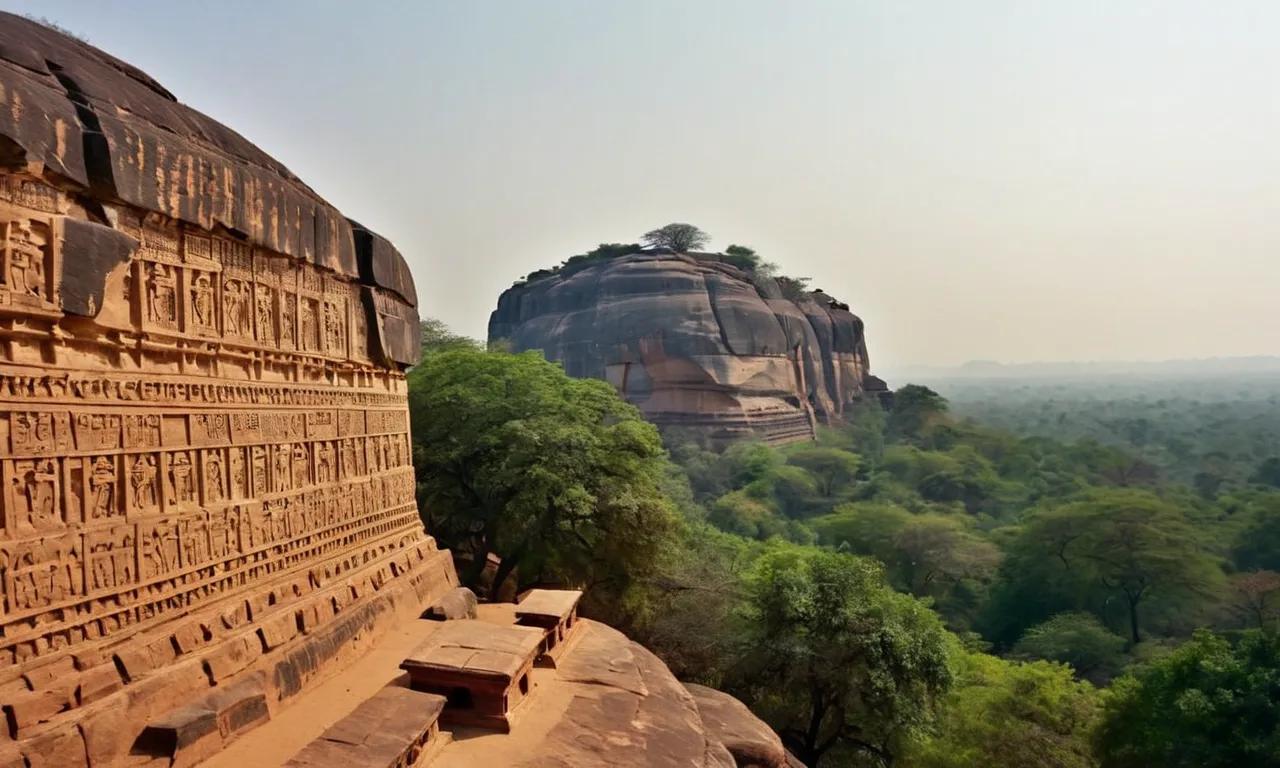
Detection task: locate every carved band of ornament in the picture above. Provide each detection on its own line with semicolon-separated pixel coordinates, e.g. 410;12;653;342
0;373;407;407
0;513;426;678
0;408;408;457
0;498;423;657
0;178;65;215
0;461;418;615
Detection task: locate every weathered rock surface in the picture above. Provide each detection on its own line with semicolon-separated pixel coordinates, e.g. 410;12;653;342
489;253;885;445
686;683;789;768
506;621;753;768
0;13;450;768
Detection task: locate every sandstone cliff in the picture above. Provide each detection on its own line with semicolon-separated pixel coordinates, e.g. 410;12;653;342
489;252;884;444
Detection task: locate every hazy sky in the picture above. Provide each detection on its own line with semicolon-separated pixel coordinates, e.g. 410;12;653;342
9;1;1279;368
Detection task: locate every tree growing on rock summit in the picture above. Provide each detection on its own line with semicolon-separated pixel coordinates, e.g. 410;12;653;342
641;223;711;252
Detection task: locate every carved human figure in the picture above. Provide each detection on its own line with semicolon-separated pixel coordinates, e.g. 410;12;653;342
144;524;177;577
89;456;116;519
274;444;292;492
17;459;58;528
170;452;195;505
255;287;275;343
292;443;310;489
205;451;224;503
229;448;245;500
281;294;297;346
6;221;48;299
146;262;177;326
340;440;356;480
223;279;251;336
317;442;335;484
251;446;268;496
301;299;317;351
190;271;216;330
131;455;158;510
181;518;209;567
90;541;115;591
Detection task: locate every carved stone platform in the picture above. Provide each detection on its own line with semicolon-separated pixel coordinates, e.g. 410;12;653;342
399;620;544;733
282;686;448;768
514;589;583;668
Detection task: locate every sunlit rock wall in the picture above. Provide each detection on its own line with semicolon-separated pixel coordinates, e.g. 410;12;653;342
489;253;881;445
0;12;453;767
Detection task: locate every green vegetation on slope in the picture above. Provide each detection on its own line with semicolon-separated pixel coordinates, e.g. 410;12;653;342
411;321;1280;767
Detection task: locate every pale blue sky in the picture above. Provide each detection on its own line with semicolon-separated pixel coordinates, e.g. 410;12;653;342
9;1;1279;368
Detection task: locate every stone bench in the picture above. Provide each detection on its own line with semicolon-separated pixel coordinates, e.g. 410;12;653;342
515;589;583;667
399;620;544;733
283;687;447;768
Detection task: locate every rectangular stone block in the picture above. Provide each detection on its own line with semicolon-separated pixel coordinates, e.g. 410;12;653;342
22;722;88;768
284;687;445;768
77;663;125;705
258;612;300;651
136;704;220;768
205;673;269;739
113;644;154;682
172;622;206;656
400;621;544;733
4;688;71;735
202;636;258;685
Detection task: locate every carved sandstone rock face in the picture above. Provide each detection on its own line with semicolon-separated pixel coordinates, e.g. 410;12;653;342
0;12;452;768
489;253;880;445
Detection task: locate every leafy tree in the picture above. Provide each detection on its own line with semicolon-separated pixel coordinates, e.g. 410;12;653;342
409;346;678;607
787;447;861;497
722;244;762;272
1012;612;1127;684
641;222;710;252
1253;457;1280;488
732;547;952;767
902;650;1102;768
893;515;1002;599
845;399;888;461
887;385;950;443
419;317;481;355
1096;629;1280;767
1228;570;1280;631
990;490;1224;645
628;523;755;685
1232;497;1280;571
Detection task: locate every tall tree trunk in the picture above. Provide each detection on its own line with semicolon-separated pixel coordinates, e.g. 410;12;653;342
489;543;527;602
1128;596;1141;645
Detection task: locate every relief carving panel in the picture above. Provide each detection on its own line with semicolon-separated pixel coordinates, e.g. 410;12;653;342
0;175;425;712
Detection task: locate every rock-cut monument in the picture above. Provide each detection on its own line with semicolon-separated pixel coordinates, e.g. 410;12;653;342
0;12;457;766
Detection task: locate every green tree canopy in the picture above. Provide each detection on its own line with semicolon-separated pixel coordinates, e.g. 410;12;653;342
786;447;861;497
409;347;678;611
1012;612;1127;684
731;546;953;767
987;489;1224;646
902;650;1102;768
641;222;710;252
1096;629;1280;768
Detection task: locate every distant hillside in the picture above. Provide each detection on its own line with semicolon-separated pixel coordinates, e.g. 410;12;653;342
882;356;1280;381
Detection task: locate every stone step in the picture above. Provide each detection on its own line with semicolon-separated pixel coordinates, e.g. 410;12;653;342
514;589;584;668
283;687;447;768
133;673;270;768
399;620;544;733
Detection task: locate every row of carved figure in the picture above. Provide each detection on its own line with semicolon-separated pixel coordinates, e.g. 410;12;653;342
3;431;412;532
0;467;418;621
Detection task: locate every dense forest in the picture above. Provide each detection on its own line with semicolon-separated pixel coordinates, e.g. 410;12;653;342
410;321;1280;768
